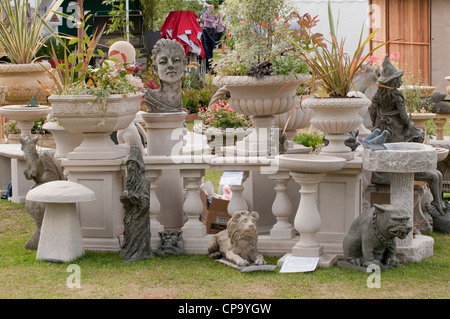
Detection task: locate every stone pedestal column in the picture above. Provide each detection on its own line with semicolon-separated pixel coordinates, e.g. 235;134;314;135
290;172;328;258
269;170;295;239
180;169;207;237
147;169;163;239
362;143;437;262
61;158;126;251
142;112;186;229
390;172;414;246
227;171;249;216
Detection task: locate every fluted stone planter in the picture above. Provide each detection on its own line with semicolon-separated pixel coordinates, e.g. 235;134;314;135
193;124;254;155
42;121;83;160
213;75;309;156
0;62;55;105
48;93;143;160
274;96;314;153
302;93;371;160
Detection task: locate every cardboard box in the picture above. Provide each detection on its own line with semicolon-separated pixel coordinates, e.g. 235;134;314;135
205;197;230;234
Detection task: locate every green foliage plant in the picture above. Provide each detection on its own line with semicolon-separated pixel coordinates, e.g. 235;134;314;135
402;70;435;113
293;132;326;153
0;0;63;64
102;0;134;41
215;0;310;77
41;14;140;100
283;0;389;97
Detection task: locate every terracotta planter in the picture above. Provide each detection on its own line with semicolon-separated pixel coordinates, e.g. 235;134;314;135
48;93;143;160
0;62;56;105
302;93;371;160
212;74;309;155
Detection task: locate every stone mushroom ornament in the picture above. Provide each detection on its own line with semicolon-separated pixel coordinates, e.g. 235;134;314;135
26;181;96;263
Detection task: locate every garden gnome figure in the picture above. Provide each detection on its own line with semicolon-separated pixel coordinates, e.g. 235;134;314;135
368;55;450;230
144;39;187;113
120;144;152;262
369;54;423;144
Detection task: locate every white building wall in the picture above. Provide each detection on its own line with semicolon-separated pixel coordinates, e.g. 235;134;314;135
291;0;370;55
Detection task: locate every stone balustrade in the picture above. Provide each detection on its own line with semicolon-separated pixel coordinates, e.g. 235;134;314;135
139;153;365;263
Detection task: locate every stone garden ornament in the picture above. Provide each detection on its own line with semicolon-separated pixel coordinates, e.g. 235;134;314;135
144;38;187;113
20;135;65;249
155;229;184;256
338;203;412;272
368;55;450;231
208;211;275;272
120;144;152;262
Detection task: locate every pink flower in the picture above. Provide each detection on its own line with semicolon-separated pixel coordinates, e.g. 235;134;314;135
389;52;400;61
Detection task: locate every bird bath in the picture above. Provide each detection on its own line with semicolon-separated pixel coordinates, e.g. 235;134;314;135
363;142;437;245
277;154;346;267
0;105;51;137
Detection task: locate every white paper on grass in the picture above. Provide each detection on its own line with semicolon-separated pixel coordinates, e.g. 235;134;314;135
279;255;319;273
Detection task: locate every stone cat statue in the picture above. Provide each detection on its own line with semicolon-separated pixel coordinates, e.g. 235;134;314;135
338;204;412;271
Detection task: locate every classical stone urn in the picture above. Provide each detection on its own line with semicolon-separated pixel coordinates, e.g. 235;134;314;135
193;124;254;155
47;93;143;160
42;121;84;160
212;74;309;156
302;93;371;160
0;62;56;105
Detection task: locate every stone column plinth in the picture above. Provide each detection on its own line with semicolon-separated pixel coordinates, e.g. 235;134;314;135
278;154;346;267
363;143;437;262
142;112;186;229
269;170;295;239
61;158;126;251
180;168;207;237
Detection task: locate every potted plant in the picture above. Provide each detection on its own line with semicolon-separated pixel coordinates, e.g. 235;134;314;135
211;0;315;155
284;0;387;160
293;132;327;154
0;0;62;105
193;99;254;154
45;14;144;160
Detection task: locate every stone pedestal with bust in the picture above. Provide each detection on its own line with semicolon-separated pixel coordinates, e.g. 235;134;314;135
143;39;188;229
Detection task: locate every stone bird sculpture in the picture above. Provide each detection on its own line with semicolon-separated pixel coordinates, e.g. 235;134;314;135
358;129;389;150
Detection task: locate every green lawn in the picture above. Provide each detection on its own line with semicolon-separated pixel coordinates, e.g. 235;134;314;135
0;200;448;299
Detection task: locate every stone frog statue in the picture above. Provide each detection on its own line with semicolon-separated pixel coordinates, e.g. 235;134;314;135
208;211;266;267
338;204;412;271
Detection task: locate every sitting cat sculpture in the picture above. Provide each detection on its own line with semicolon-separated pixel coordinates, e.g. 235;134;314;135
338;204;412;271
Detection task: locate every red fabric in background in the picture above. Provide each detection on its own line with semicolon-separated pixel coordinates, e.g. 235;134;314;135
160;11;205;58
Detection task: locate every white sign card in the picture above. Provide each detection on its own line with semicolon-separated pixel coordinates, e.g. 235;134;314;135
219;171;244;186
279;255;319;273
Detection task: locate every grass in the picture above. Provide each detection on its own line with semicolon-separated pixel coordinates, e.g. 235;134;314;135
0;200;448;299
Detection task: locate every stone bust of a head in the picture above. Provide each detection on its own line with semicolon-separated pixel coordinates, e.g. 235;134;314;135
144;39;187;113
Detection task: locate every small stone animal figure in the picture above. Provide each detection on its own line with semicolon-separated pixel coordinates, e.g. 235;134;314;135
208;211;266;267
155;229;184;255
117;122;145;155
357;128;389;150
20;136;64;250
338;204;412;271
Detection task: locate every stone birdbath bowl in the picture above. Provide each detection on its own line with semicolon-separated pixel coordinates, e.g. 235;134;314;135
363;142;437;244
277;154;346;267
0;105;51;137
